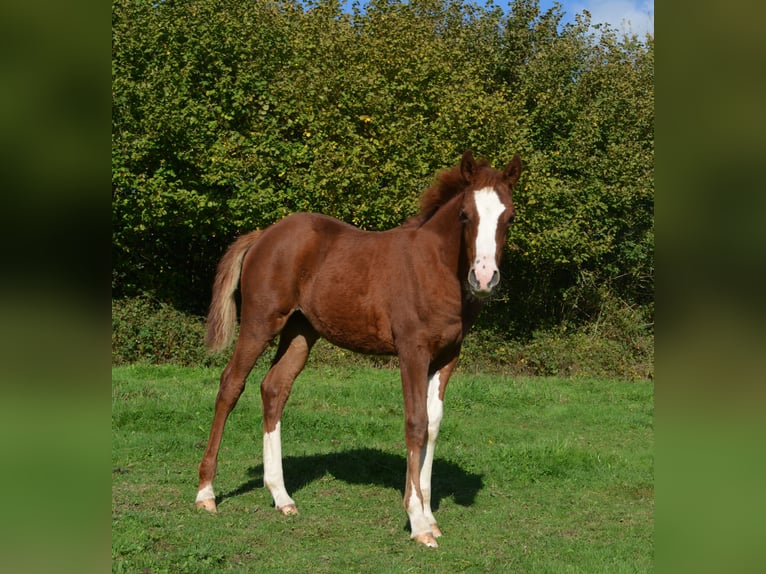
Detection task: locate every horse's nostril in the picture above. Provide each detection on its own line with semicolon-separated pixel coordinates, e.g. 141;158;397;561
468;269;479;289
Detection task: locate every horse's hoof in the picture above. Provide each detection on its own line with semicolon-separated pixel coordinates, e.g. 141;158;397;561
431;524;443;538
196;498;217;513
413;532;439;548
278;504;298;515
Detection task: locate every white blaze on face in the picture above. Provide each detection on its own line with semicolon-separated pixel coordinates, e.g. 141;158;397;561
472;188;505;290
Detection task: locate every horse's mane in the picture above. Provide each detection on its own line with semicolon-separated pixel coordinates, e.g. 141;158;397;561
403;158;493;227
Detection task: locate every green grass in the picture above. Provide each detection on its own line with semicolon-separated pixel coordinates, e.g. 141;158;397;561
112;364;653;573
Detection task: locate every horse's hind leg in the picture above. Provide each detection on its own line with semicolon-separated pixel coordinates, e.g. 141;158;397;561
260;312;318;515
196;324;278;512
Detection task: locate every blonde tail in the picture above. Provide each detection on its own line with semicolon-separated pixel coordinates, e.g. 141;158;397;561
204;230;263;353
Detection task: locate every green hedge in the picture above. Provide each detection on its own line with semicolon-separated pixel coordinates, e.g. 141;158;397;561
112;296;216;367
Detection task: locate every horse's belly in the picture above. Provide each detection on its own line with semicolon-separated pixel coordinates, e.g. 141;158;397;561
302;305;396;356
326;330;396;356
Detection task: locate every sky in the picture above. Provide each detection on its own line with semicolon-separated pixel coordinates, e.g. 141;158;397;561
538;0;654;37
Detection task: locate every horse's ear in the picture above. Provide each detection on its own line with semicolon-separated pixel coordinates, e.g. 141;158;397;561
460;150;477;183
503;153;522;186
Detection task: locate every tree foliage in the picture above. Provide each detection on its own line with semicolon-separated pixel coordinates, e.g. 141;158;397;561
112;0;653;339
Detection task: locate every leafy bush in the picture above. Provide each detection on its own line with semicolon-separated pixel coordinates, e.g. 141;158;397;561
112;296;220;366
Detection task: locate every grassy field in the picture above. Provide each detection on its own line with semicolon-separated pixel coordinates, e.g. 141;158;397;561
112;364;653;573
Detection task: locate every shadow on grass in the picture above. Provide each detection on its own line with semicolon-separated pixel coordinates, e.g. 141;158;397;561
218;447;483;512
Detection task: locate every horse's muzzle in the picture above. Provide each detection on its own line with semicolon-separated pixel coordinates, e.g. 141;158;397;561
468;268;499;298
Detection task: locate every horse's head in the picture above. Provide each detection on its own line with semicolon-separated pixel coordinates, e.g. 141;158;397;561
458;150;522;299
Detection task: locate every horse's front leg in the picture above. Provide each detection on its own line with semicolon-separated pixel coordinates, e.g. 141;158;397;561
400;351;439;547
419;357;458;539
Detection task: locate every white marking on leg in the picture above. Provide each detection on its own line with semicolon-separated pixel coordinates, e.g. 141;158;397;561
263;421;296;510
195;483;215;503
407;477;432;537
473;188;505;289
421;371;443;529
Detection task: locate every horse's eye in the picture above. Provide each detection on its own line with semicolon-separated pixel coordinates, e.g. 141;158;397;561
459;211;469;223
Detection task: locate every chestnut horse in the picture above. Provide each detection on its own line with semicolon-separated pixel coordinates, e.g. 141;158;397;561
196;150;522;547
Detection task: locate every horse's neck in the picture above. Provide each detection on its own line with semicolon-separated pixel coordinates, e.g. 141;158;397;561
418;194;483;324
416;194;466;270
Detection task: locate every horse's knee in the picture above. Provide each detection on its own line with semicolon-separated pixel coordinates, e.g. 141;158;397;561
405;416;428;447
427;420;441;439
427;403;443;431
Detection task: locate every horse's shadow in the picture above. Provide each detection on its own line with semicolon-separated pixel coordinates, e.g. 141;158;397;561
218;447;483;514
